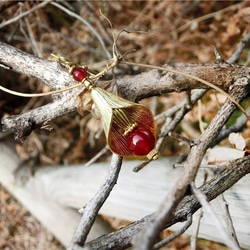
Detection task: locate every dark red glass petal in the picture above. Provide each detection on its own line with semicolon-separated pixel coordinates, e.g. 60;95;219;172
127;128;155;156
72;67;88;82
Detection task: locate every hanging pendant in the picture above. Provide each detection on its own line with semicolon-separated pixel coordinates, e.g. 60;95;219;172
53;56;158;161
90;85;158;160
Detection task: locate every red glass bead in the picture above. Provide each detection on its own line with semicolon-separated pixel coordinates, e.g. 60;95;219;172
72;67;88;82
127;128;155;156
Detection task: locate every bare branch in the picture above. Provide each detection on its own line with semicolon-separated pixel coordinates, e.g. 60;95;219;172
191;183;240;250
153;213;192;250
211;107;250;147
190;209;203;250
1;41;250;141
0;1;52;29
120;61;250;102
50;2;111;59
24;17;42;58
1;4;250;250
84;146;110;167
219;194;240;246
133;89;207;172
160;90;207;138
67;154;122;248
227;32;250;64
84;155;250;249
132;79;249;249
0;42;73;90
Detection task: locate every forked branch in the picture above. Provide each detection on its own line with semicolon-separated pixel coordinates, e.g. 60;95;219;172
84;155;250;249
1;41;250;141
0;31;250;249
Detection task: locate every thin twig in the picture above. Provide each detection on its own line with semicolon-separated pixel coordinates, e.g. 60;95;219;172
84;145;110;167
211;107;250;147
213;45;225;62
67;154;122;248
191;183;240;250
50;2;111;59
168;131;196;147
191;209;203;250
160;89;207;137
171;2;242;35
153;213;192;250
219;194;240;246
85;155;250;249
154;101;183;120
24;17;42;58
191;170;207;250
185;90;192;109
0;1;52;29
174;163;225;170
227;32;250;64
83;1;113;45
132;81;248;249
134;89;207;172
39;22;106;57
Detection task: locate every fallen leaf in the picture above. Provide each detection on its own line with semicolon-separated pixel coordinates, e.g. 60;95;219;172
229;132;246;151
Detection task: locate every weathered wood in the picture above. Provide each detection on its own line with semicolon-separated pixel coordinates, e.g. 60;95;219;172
1;142;250;248
0;142;112;247
1;41;250;141
1;42;249;99
1;42;250;249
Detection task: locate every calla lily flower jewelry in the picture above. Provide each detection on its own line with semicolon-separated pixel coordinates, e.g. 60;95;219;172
52;55;159;161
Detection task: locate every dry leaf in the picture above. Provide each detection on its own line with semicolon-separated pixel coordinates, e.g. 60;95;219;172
207;147;245;164
77;88;94;116
86;117;102;133
77;80;118;117
229;132;246;151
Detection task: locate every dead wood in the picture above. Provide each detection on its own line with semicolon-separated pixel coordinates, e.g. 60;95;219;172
132;78;250;249
0;41;250;141
1;38;250;249
84;155;250;250
1;2;250;249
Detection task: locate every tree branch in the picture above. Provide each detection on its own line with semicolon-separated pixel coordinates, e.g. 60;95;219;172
132;75;250;249
153;213;192;250
1;41;250;141
67;154;123;249
0;1;52;29
84;155;250;249
190;183;240;250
